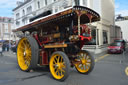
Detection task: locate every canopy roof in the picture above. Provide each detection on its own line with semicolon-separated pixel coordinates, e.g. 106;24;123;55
14;6;100;32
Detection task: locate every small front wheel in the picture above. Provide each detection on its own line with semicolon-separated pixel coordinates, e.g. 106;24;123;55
75;50;95;74
49;51;70;81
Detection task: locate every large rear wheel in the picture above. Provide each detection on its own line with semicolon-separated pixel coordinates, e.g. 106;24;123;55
75;50;95;74
17;36;39;72
49;51;70;81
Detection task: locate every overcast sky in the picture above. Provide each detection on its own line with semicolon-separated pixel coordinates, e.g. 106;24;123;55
0;0;127;17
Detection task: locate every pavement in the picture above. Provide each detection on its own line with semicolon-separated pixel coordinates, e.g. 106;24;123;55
0;49;128;85
2;51;16;58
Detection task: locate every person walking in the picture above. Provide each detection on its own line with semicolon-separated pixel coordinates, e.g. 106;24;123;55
0;43;3;56
2;43;6;52
7;43;9;51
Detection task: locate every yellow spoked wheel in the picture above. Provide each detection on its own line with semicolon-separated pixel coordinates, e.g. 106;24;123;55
49;51;70;81
75;50;95;74
17;36;39;72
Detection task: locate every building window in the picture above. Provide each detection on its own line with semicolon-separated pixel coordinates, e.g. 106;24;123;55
55;8;58;12
5;28;8;33
22;10;25;16
27;6;32;14
4;24;8;33
16;13;20;19
45;0;47;5
8;19;12;23
74;0;80;6
16;21;20;26
103;30;108;44
37;1;40;9
22;19;25;25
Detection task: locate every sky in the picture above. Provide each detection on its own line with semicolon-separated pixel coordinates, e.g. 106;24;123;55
0;0;128;17
115;0;128;16
0;0;21;17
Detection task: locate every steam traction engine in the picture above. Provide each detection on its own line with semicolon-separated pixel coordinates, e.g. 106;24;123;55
15;6;100;81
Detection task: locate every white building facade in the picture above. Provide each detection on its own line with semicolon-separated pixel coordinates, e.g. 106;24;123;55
116;20;128;41
0;17;14;41
13;0;115;53
13;0;94;28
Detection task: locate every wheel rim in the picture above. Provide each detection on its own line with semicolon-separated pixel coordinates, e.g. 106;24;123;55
75;51;91;73
50;54;66;80
17;38;32;71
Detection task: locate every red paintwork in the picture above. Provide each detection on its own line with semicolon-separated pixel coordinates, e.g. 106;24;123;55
33;34;42;46
108;46;120;49
86;14;93;20
79;36;92;41
40;51;49;65
108;45;124;53
33;34;49;65
33;24;92;65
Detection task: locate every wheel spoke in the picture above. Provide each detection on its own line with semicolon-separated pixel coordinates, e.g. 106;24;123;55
55;57;58;63
28;46;31;49
81;65;84;70
26;56;31;61
54;65;58;70
60;69;63;76
84;54;87;59
60;69;64;76
53;57;57;64
61;68;65;73
25;60;30;66
19;47;25;50
80;53;84;59
21;42;26;47
85;64;90;69
53;60;56;64
57;69;60;76
86;55;90;60
23;40;27;45
86;59;91;63
26;42;30;48
61;56;63;62
61;62;66;68
57;56;60;63
79;64;83;69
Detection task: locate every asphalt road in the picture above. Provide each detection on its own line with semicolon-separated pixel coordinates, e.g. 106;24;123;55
0;50;128;85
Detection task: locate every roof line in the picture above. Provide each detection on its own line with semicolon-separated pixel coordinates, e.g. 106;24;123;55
13;0;32;11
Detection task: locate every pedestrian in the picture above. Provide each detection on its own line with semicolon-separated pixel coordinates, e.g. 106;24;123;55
2;43;6;52
7;43;9;51
0;43;3;56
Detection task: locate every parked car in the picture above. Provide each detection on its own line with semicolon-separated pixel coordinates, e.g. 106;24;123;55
108;42;125;54
114;39;126;50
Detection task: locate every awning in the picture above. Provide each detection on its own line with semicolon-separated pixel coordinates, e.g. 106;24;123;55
0;40;6;42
